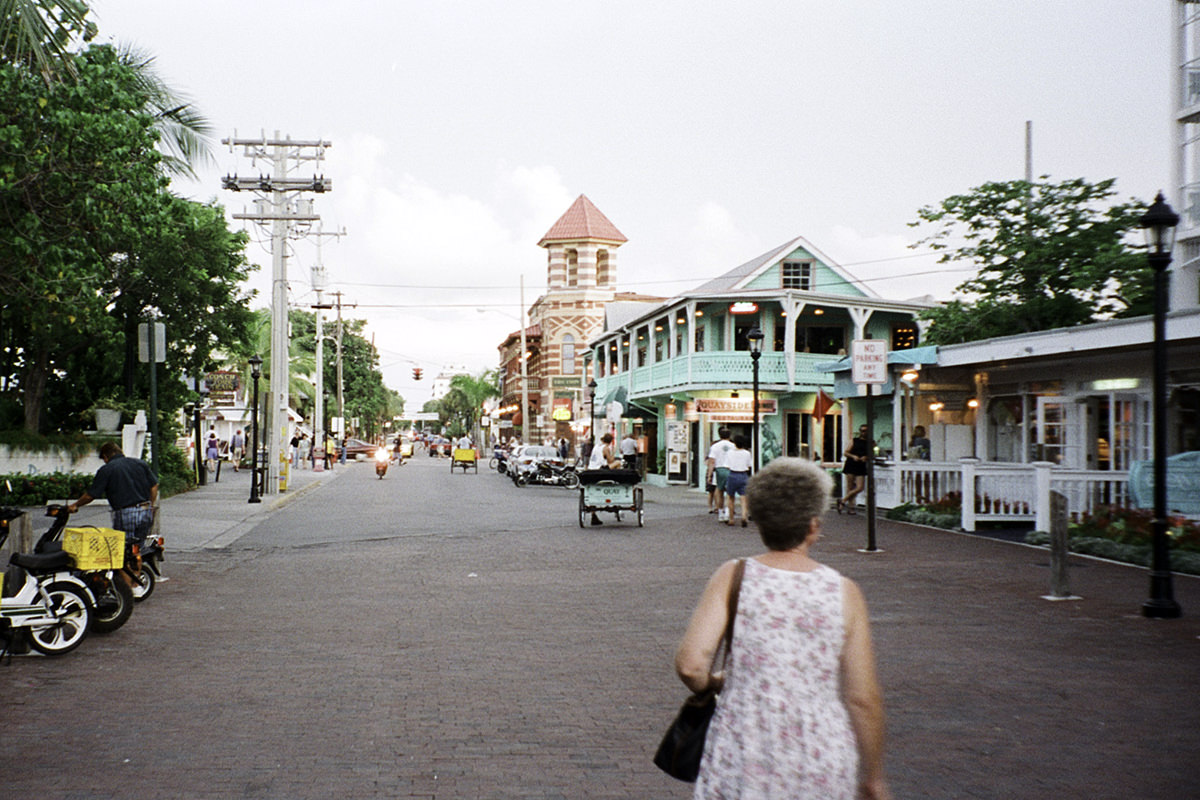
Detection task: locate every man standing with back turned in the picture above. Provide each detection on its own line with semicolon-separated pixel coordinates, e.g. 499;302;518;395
705;427;736;522
68;442;159;546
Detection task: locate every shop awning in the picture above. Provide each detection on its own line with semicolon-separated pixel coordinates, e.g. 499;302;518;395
815;345;939;398
598;385;657;419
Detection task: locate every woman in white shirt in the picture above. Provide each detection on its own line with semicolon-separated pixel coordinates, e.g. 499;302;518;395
723;434;754;527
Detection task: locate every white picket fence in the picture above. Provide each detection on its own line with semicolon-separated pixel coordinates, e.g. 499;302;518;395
874;459;1132;532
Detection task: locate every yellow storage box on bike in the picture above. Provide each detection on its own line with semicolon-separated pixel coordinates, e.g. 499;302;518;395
62;527;125;570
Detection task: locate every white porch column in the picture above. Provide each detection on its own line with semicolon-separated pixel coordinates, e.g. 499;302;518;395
1034;461;1055;532
960;457;980;532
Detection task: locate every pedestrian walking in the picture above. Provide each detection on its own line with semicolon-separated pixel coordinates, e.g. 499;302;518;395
705;427;735;521
675;458;891;800
231;428;245;472
722;434;753;527
620;431;639;471
67;442;159;546
838;425;871;514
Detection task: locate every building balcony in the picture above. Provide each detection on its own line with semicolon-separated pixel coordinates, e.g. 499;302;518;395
594;351;835;399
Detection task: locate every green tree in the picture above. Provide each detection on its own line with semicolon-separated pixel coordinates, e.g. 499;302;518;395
0;45;252;432
910;177;1150;344
438;371;499;438
0;45;167;431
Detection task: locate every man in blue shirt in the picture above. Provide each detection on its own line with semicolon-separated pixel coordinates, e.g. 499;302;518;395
68;442;159;545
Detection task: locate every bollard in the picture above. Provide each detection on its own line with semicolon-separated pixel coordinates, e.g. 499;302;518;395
1043;490;1081;602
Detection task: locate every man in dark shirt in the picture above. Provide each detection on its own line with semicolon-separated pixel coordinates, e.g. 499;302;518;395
68;441;159;544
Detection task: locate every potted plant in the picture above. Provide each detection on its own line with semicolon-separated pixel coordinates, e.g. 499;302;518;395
87;394;136;433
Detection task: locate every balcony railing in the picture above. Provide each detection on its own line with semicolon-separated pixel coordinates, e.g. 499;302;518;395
598;350;834;396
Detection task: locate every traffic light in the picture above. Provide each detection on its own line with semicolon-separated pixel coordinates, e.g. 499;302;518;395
413;368;423;380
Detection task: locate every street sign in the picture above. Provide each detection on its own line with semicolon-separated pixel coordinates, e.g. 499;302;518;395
138;322;166;363
851;339;888;384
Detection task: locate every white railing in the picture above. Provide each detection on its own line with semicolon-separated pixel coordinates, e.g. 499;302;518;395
875;459;1133;532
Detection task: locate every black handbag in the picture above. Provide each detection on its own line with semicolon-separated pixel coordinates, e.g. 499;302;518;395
653;558;745;782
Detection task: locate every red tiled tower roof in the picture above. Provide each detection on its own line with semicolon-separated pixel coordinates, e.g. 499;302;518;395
538;195;627;246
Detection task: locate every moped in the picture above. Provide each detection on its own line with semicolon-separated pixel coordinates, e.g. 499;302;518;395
0;507;95;656
34;506;133;633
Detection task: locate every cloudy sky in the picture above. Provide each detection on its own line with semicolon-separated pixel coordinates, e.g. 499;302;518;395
91;0;1173;404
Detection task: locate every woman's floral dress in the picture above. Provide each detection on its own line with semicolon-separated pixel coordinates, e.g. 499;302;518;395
694;559;857;799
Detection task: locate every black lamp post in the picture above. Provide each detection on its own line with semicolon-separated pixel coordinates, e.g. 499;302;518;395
197;386;210;486
248;355;263;504
587;378;598;447
1139;192;1181;619
184;401;198;484
747;327;764;470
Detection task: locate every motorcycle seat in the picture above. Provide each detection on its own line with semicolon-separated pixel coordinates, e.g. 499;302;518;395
10;550;73;571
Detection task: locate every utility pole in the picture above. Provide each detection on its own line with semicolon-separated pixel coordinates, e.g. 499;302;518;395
334;290;345;444
520;275;530;445
222;131;332;493
311;245;330;471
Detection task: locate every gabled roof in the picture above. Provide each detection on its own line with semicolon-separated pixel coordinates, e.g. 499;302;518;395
538;195;628;246
687;235;877;298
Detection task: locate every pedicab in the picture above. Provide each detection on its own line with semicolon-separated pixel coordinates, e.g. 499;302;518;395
578;469;643;527
451;447;478;474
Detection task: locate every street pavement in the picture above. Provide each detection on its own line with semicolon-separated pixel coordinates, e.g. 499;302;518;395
1;453;1198;799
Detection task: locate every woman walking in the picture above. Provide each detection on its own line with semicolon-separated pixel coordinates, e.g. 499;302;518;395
722;434;753;527
675;458;891;800
838;424;871;514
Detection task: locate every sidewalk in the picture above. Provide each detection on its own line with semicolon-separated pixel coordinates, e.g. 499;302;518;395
61;460;344;551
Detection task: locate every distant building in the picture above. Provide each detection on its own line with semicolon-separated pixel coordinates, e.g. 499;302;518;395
430;364;470;401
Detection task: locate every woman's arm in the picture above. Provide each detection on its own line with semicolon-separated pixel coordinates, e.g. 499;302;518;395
674;559;740;693
841;578;892;800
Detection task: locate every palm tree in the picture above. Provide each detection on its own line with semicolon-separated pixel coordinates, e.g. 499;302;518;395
116;43;213;178
0;0;95;82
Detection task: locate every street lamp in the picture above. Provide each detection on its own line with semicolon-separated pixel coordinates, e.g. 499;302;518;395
197;385;210;486
248;355;263;504
588;378;598;447
747;327;764;470
1139;192;1181;619
184;401;200;484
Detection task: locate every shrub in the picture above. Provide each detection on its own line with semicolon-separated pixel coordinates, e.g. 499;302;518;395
0;472;93;506
1069;506;1200;553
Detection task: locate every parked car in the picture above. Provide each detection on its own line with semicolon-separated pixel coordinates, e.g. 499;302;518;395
342;437;377;459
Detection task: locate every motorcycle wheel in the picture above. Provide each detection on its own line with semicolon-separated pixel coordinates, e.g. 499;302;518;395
131;565;155;602
563;471;580;489
28;582;91;656
515;473;528;487
90;574;134;634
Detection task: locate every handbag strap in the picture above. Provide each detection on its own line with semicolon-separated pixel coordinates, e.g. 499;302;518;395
718;558;746;669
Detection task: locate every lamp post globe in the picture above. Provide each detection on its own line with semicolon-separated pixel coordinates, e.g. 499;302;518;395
1138;192;1182;619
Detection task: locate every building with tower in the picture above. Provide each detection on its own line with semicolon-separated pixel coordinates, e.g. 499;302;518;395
494;195;661;447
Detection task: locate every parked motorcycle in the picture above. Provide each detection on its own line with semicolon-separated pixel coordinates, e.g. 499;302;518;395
131;532;164;602
515;460;580;489
375;447;389;479
0;507;95;656
34;506;133;634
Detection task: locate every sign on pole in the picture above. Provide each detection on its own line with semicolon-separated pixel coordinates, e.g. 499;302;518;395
851;339;888;384
138;322;166;363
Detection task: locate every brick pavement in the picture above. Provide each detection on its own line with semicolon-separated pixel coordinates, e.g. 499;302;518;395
1;457;1196;799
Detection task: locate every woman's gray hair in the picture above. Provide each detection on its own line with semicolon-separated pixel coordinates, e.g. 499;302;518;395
746;458;833;550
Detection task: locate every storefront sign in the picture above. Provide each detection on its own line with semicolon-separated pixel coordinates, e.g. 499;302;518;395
695;398;777;415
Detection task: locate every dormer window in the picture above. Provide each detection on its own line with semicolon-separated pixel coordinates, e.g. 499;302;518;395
782;260;813;290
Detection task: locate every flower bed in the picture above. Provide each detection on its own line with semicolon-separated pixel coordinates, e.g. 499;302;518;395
1023;506;1200;576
